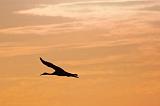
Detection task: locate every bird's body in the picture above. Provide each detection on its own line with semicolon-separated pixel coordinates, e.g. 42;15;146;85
40;57;79;78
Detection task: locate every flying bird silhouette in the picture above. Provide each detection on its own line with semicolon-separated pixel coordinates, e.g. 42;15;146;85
40;57;79;78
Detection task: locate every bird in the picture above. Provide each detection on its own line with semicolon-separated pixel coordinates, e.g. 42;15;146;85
40;57;79;78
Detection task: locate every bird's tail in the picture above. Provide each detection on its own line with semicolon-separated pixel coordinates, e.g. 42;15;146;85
73;74;79;78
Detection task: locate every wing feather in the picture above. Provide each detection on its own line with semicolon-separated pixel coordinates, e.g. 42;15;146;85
40;57;62;71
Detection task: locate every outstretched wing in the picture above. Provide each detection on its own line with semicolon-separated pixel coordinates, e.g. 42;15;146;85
40;57;64;71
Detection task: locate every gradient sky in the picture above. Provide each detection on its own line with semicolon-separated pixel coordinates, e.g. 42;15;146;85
0;0;160;106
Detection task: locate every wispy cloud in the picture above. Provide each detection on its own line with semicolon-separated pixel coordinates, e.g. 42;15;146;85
15;1;152;19
0;46;49;57
0;0;160;59
0;43;88;57
141;5;160;12
0;0;158;35
0;21;90;35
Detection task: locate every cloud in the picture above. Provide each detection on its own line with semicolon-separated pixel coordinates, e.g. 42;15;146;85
0;46;50;57
141;5;160;12
15;1;152;19
0;1;158;35
0;1;160;59
0;43;89;57
146;20;160;27
0;19;125;35
0;21;90;35
58;55;126;66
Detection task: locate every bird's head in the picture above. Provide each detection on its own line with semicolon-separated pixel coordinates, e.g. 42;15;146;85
40;72;49;76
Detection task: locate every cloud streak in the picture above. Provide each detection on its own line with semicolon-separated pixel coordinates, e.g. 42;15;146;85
141;5;160;12
0;0;160;60
0;21;91;35
0;0;159;35
15;1;152;19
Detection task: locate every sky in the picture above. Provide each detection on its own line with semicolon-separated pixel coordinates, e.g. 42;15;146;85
0;0;160;106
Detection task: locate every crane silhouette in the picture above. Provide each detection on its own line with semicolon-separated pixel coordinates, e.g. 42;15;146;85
40;57;79;78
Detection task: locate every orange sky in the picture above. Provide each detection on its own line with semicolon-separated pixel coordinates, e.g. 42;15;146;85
0;0;160;106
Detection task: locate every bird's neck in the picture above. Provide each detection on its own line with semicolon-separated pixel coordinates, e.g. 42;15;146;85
42;73;54;75
47;73;54;75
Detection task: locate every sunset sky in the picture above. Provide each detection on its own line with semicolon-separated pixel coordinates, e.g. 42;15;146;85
0;0;160;106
